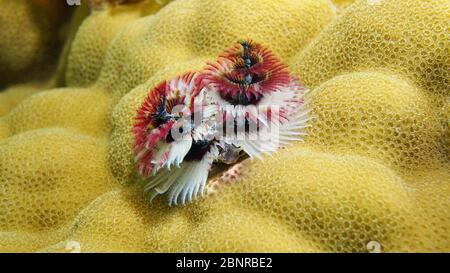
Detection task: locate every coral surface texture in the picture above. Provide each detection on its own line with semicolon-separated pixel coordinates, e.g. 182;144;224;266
0;0;448;252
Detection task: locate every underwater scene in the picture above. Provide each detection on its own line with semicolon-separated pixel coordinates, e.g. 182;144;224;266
0;0;448;253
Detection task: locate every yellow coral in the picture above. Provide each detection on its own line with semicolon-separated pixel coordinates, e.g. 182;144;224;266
0;88;112;139
0;129;116;232
331;0;355;9
65;2;165;87
306;71;445;173
292;0;449;107
0;0;448;253
0;0;70;87
0;83;44;118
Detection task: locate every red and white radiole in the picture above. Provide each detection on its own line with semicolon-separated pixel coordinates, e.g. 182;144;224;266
196;40;310;159
132;40;310;206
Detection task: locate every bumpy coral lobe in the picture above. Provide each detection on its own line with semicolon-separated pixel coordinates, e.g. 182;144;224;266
89;0;146;10
1;0;448;253
0;0;72;87
133;72;197;177
197;41;291;106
